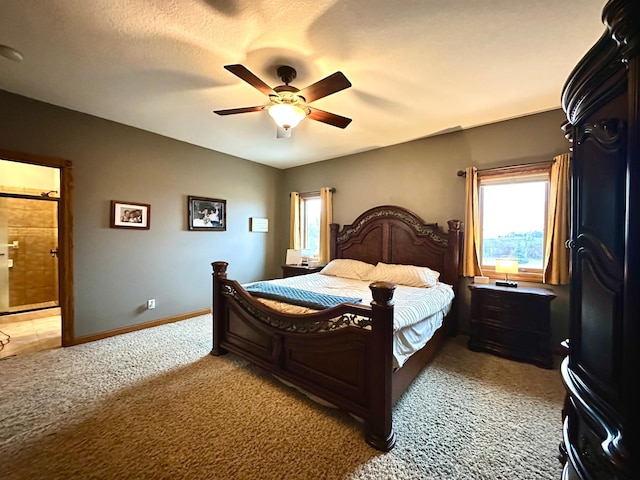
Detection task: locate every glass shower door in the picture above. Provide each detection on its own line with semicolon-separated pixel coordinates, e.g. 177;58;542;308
0;195;59;314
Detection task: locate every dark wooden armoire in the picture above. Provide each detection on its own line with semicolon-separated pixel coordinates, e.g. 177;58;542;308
560;0;639;478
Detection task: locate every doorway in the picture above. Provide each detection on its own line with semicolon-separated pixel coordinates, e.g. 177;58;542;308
0;149;73;353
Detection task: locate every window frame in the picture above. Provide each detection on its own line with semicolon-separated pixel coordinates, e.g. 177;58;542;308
477;163;552;284
299;192;321;258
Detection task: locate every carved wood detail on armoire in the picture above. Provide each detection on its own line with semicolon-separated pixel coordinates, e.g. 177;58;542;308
559;0;639;479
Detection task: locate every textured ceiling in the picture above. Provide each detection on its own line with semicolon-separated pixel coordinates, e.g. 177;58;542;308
0;0;606;169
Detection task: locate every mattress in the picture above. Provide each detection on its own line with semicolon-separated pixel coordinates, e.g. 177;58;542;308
244;272;454;368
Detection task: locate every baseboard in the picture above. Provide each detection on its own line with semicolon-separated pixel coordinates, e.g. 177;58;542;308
71;308;211;346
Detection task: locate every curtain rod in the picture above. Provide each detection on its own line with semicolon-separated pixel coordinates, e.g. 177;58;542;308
457;160;554;178
290;187;336;196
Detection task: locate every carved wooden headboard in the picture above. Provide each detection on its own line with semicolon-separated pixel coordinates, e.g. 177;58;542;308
329;205;461;289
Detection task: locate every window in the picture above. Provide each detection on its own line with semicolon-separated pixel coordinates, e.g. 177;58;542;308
478;165;550;282
300;193;321;258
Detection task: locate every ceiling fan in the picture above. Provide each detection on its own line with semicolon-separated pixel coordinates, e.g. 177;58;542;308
213;64;352;138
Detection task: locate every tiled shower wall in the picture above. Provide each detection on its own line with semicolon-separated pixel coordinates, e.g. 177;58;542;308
2;190;59;308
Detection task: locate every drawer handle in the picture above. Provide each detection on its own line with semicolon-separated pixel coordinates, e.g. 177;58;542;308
565;239;576;249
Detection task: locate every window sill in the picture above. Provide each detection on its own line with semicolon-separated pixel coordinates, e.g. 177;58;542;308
483;269;543;284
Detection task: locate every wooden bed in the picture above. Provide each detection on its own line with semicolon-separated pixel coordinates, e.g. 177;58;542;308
211;205;461;451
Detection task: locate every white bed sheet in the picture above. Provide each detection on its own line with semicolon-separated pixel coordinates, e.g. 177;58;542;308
243;272;454;368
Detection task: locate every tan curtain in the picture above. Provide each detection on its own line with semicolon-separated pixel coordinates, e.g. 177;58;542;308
289;192;300;249
462;167;483;277
319;187;333;264
543;153;571;285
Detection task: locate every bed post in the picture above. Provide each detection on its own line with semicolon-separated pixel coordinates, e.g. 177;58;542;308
446;219;461;336
445;219;461;285
366;281;397;451
211;261;229;356
329;223;339;260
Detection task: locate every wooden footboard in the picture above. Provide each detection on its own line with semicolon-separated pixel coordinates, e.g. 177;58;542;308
210;205;461;451
211;261;398;451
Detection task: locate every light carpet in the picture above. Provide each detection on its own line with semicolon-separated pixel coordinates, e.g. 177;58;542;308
0;314;565;479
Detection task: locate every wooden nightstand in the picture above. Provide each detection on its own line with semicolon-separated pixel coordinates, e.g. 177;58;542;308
281;264;324;278
467;283;556;369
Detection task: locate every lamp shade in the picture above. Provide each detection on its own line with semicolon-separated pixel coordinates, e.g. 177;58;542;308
495;258;519;274
267;103;306;130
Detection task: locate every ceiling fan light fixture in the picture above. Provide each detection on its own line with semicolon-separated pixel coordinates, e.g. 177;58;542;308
267;102;307;130
214;64;352;136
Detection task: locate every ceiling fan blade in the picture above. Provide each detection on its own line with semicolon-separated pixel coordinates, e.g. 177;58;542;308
224;64;276;96
298;72;352;103
213;106;265;116
276;126;292;139
307;107;352;129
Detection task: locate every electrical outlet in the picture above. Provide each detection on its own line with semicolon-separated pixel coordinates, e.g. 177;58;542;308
147;299;156;309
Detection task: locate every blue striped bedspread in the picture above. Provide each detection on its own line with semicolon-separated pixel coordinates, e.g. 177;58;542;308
245;282;362;310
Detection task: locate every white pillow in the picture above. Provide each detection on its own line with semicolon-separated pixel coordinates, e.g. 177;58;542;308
366;262;440;288
320;259;375;280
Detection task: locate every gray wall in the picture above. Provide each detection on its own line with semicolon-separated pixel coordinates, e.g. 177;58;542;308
0;90;282;337
280;109;572;346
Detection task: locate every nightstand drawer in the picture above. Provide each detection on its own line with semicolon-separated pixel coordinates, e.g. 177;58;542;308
477;299;541;332
468;283;556;369
474;324;541;354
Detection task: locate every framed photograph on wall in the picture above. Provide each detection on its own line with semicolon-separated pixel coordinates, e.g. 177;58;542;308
110;200;150;229
188;196;226;231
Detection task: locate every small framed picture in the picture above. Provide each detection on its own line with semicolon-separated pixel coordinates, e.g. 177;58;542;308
188;196;226;231
110;201;150;229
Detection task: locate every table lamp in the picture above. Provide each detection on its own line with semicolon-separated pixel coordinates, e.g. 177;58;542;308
495;258;518;287
285;249;302;265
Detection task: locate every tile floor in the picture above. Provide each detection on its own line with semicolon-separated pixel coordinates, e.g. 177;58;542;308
0;307;61;360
